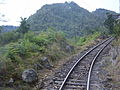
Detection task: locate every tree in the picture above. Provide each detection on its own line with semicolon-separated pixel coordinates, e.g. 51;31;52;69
114;19;120;37
104;13;115;34
0;26;3;33
18;17;30;34
104;13;120;37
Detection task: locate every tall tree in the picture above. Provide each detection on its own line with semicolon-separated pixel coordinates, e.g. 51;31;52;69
104;13;115;34
18;17;30;34
114;19;120;37
0;26;2;33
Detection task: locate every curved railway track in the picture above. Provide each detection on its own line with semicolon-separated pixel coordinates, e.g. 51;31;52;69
51;37;114;90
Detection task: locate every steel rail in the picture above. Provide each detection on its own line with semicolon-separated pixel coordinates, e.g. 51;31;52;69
59;37;113;90
86;37;114;90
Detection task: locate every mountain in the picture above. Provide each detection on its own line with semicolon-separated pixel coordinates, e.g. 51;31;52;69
27;1;116;37
2;25;18;32
92;8;116;21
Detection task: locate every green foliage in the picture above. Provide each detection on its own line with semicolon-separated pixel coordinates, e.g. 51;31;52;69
18;17;30;34
79;32;100;45
104;13;116;34
0;26;3;33
4;28;66;60
33;33;50;46
0;29;67;82
113;20;120;37
22;39;40;52
0;56;24;80
104;13;120;37
6;40;40;60
6;43;26;59
27;2;115;37
0;26;101;89
0;31;20;45
69;32;101;46
24;31;35;41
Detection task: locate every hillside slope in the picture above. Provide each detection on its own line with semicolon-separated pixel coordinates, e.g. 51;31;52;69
27;2;116;37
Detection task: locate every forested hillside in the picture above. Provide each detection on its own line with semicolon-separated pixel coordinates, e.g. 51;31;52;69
27;1;116;37
92;8;116;22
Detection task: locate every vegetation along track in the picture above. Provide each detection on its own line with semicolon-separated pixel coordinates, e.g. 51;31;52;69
51;37;114;90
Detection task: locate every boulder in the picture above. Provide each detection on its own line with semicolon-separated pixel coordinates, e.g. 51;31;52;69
22;69;38;83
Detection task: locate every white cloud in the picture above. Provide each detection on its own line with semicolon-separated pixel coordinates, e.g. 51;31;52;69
0;0;45;25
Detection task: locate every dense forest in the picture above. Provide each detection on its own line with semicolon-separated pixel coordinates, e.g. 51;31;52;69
27;1;116;36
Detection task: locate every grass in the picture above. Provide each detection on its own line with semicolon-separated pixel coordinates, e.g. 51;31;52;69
67;32;101;53
0;30;101;90
68;32;100;46
112;39;120;46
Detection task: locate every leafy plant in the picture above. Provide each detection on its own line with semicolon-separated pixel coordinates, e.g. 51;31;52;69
18;17;30;34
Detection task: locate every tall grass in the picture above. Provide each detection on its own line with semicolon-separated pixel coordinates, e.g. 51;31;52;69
68;32;101;46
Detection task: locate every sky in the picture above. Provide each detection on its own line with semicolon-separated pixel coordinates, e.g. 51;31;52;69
0;0;119;26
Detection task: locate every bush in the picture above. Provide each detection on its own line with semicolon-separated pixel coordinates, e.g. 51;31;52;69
68;32;101;46
21;39;39;52
24;31;35;41
114;20;120;37
0;56;24;81
6;43;26;59
0;32;20;45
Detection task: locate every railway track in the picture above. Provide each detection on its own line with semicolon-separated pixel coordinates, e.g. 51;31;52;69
50;37;114;90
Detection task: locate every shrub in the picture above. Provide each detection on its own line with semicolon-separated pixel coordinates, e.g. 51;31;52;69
0;32;20;45
6;43;26;59
21;39;39;52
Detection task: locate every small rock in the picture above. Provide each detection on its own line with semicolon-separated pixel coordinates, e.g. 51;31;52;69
9;78;14;83
104;83;112;88
22;69;38;83
102;80;112;88
107;78;113;82
65;45;74;53
49;79;53;84
6;78;14;87
37;79;44;89
106;74;113;81
41;57;53;69
99;35;108;39
34;63;43;70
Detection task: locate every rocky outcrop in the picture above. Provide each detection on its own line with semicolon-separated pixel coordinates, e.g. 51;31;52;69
100;45;120;90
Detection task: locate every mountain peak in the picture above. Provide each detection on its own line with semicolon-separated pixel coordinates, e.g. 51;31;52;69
65;1;80;8
41;1;80;10
68;1;78;5
65;1;77;4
